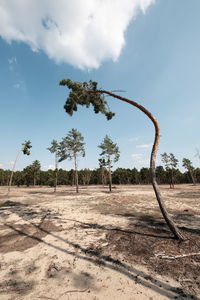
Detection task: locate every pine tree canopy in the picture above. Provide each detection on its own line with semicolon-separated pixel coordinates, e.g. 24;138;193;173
99;135;120;163
59;79;115;120
22;140;32;155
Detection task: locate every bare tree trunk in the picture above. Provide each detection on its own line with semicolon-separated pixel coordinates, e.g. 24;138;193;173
8;150;21;194
190;169;196;185
172;169;175;188
90;90;185;240
108;159;112;192
54;154;58;192
33;173;36;186
74;153;79;193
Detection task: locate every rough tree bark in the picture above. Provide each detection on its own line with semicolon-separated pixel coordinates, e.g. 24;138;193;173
89;89;185;240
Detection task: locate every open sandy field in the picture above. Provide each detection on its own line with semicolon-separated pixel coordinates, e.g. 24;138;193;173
0;184;200;300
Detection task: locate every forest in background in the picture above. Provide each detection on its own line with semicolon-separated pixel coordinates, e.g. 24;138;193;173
1;164;200;187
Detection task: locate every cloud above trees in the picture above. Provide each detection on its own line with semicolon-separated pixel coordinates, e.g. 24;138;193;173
0;0;155;69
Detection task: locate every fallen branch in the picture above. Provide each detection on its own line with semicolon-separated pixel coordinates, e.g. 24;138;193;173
37;297;55;300
57;289;88;299
155;252;200;259
37;290;88;300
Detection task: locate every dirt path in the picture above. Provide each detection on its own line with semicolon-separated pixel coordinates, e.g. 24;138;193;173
0;185;200;299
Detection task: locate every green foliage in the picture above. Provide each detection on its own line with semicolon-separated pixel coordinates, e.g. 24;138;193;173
22;140;32;155
161;152;179;187
140;167;151;184
23;160;41;186
59;79;115;120
31;160;41;172
1;166;200;186
23;165;33;186
161;152;178;170
182;158;194;171
57;140;69;163
98;135;120;164
79;168;92;185
47;139;59;154
47;139;65;166
99;158;106;168
61;128;85;160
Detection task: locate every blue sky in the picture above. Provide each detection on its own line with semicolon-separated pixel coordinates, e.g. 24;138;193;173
0;0;200;171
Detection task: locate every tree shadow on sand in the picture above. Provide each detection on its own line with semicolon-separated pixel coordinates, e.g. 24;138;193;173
1;202;200;299
3;220;198;300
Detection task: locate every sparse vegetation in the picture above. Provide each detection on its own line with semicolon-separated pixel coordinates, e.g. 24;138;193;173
47;140;60;192
59;129;85;193
8;140;32;193
59;79;185;240
98;135;120;192
182;158;196;185
161;152;179;188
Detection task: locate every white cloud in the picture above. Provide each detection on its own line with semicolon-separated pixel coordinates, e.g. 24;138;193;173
0;0;155;69
131;153;149;168
137;159;149;168
43;164;55;170
131;153;142;159
136;143;152;148
128;136;140;142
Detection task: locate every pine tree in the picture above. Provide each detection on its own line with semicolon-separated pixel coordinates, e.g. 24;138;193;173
182;158;196;185
98;135;120;192
47;139;60;192
59;78;185;240
31;160;41;186
61;129;85;193
8;140;32;193
161;152;178;188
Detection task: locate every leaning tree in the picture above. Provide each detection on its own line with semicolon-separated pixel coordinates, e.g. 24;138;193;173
59;79;185;240
98;135;120;192
8;140;32;193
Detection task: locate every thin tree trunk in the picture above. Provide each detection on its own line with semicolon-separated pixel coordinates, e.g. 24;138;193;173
171;169;174;188
74;153;79;193
33;173;36;186
8;150;21;194
90;90;185;240
54;169;58;192
54;154;58;192
190;169;196;185
108;159;112;192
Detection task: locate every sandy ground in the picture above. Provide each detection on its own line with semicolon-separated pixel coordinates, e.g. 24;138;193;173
0;184;200;300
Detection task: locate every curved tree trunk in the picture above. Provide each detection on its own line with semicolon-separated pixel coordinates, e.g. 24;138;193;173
8;150;21;194
91;90;185;240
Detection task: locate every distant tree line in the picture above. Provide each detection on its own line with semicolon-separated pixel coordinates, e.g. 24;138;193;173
1;164;200;187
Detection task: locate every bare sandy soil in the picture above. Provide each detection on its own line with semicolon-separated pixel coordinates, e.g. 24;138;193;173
0;184;200;300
